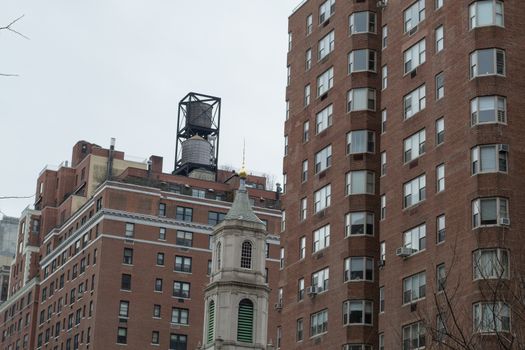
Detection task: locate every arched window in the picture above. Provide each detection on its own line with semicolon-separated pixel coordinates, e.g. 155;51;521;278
207;300;215;344
216;242;222;270
237;299;254;343
240;241;252;269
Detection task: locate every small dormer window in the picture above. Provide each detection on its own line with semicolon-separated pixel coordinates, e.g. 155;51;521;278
241;241;252;269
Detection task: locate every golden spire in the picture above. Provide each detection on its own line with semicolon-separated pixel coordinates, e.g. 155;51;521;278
239;139;247;178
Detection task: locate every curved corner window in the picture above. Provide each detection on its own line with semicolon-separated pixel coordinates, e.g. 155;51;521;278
469;1;504;29
470;49;505;78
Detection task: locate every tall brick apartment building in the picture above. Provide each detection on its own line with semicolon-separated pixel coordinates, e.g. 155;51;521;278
278;0;525;349
0;137;282;350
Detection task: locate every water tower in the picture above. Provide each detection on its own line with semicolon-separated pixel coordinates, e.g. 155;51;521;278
173;92;221;179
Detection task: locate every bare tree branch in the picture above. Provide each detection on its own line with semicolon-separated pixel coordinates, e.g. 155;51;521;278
0;14;30;40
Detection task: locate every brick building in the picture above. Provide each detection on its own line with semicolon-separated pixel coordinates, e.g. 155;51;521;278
278;0;525;349
0;135;282;350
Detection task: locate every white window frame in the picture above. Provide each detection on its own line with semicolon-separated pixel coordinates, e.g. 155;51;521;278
300;197;307;221
310;309;328;337
473;248;509;280
403;129;426;163
314;184;331;213
302;160;308;182
470;96;506;125
348;49;376;73
472;197;509;228
473;302;510;333
435;25;444;52
435;0;444;10
306;14;313;35
470;49;505;78
404;174;426;208
304;84;311;106
402;321;426;350
303;121;309;142
382;65;388;90
435;72;444;100
404;0;426;33
312;268;329;293
381;152;386;176
299;237;306;260
317;67;334;96
469;0;504;29
346;171;375;195
347;88;376;112
436;118;444;145
287;65;291;86
346;130;375;154
436;164;445;193
318;30;335;61
404;85;426;119
471;144;508;175
402;271;426;304
380;195;386;220
344;257;373;282
382;25;387;49
345;212;374;237
381;110;387;133
319;0;335;24
314;145;332;173
403;39;426;74
436;215;445;243
349;11;377;35
403;224;426;254
313;225;330;253
316;104;333;134
342;300;373;326
305;48;312;71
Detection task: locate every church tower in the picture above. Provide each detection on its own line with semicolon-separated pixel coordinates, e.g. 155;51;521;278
200;166;271;350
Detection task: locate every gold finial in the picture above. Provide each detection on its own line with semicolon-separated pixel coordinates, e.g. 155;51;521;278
239;139;247;178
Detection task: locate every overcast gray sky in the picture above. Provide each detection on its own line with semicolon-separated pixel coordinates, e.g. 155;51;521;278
0;0;298;217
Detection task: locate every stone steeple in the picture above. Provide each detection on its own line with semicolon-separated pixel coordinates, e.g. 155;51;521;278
199;168;271;350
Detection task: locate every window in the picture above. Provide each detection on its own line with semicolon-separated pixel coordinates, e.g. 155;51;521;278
436;263;446;292
382;65;387;89
154;278;163;292
343;300;373;325
313;225;330;253
435;72;444;100
117;327;127;344
382;25;388;49
470;49;505;78
380;195;386;220
300;161;308;183
379;287;385;313
436;0;444;9
404;85;426;119
123;248;133;264
176;207;193;222
304;84;311;106
437;215;446;243
380;241;386;264
310;309;328;336
344;257;373;282
296;318;304;341
299;197;308;221
306;14;313;35
176;231;193;247
317;67;334;96
318;30;335;60
121;274;131;291
283;173;287;193
381;109;387;133
435;25;444;52
156;253;165;266
404;39;426;73
404;0;425;32
404;130;426;163
208;212;226;226
152;331;160;345
287;65;291;86
472;144;508;174
473;249;509;279
436;164;445;192
173;281;190;299
349;12;376;34
305;49;312;70
286;100;290;120
240;241;252;269
379;334;385;350
349;49;376;73
345;212;374;236
403;272;426;304
284;135;288;156
171;308;189;325
300;124;309;145
436;314;446;342
472;197;509;227
237;299;254;343
315;105;333;135
299;236;306;259
315;145;332;174
175;256;192;273
125;223;134;238
159;227;166;240
381;152;386;176
402;321;426;350
298;278;305;300
288;31;292;52
207;300;215;343
169;334;187;350
347;88;376;112
159;203;166;217
312;268;329;293
404;174;426;208
153;304;161;318
314;184;331;212
473;302;510;333
471;96;506;125
346;171;375;195
346;130;375;154
119;301;129;318
319;0;335;23
436;118;444;145
404;224;426;254
469;1;504;29
279;247;285;269
277;327;282;348
281;210;286;232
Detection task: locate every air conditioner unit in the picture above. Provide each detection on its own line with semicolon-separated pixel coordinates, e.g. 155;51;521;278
396;247;415;257
410;68;418;78
378;259;385;268
274;302;283;311
500;217;510;226
410;302;417;312
498;144;509;152
306;286;318;296
377;0;388;8
408;25;418;36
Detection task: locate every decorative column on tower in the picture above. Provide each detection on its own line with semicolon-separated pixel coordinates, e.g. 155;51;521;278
199;165;271;350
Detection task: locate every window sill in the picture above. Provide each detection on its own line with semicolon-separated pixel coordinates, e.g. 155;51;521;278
402;297;426;307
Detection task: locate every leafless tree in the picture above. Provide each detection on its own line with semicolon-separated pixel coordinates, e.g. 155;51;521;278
0;14;28;77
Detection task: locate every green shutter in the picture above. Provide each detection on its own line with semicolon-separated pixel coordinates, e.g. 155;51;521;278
237;299;254;343
207;300;215;343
